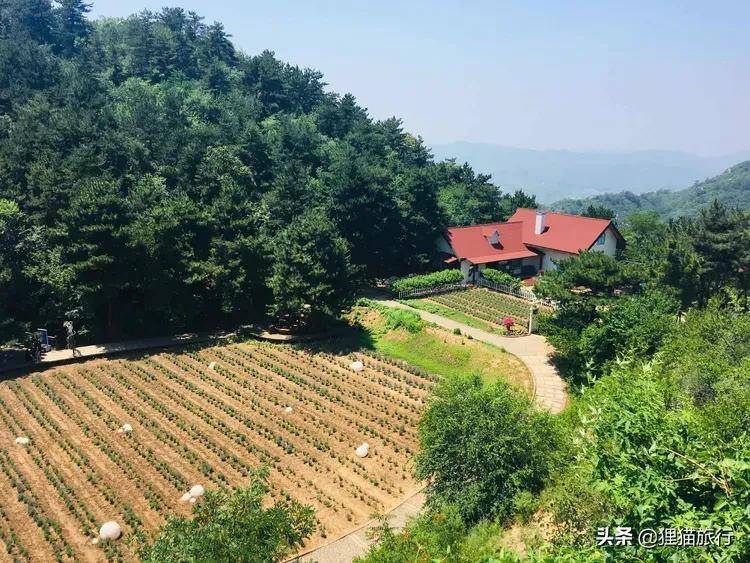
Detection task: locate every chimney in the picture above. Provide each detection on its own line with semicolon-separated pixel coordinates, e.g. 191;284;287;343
534;211;547;235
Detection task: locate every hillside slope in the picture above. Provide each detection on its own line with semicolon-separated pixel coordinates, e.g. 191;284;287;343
553;161;750;219
430;142;749;202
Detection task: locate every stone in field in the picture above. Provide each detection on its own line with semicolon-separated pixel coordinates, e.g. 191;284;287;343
15;436;29;446
99;521;122;540
284;406;293;413
180;492;192;502
208;361;216;370
350;360;364;372
189;484;205;498
355;443;369;458
117;423;133;434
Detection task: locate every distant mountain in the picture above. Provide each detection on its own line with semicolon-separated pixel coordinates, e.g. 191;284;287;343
430;142;750;203
553;161;750;220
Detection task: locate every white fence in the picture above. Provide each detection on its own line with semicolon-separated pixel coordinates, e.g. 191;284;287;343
476;278;557;309
396;278;556;309
396;282;468;300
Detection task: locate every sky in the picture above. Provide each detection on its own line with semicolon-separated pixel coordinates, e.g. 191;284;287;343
88;0;750;157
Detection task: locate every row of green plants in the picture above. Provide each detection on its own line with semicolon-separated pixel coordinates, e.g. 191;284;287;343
428;289;531;328
391;269;464;293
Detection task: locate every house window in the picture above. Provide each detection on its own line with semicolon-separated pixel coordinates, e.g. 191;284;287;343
596;232;606;246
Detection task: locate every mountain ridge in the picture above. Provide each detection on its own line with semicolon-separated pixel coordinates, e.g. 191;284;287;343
430;141;750;203
552;160;750;219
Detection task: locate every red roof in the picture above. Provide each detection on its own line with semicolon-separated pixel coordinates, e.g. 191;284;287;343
508;209;617;254
445;221;540;264
445;209;622;264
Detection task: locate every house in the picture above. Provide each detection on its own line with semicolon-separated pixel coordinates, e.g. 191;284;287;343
438;209;625;282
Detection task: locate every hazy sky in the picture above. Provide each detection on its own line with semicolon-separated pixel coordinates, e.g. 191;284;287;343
89;0;750;157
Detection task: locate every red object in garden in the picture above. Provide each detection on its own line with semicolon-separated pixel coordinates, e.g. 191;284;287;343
502;317;514;330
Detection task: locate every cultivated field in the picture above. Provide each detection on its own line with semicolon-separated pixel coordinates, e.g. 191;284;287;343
0;341;435;561
418;288;542;330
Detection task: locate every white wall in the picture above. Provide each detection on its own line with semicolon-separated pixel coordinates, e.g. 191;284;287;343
589;226;618;257
540;249;575;271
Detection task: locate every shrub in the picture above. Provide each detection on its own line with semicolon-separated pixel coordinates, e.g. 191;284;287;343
383;308;425;333
391;270;463;294
141;469;315;563
415;374;561;525
480;268;522;288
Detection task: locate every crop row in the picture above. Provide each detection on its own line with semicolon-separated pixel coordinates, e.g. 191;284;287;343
428;289;532;327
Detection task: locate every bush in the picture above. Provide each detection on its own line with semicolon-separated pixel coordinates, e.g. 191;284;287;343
391;269;463;294
383;308;425;333
480;268;522;288
415;374;561;525
141;469;315;562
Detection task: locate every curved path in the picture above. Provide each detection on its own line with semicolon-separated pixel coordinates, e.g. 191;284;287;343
295;300;568;562
376;299;567;413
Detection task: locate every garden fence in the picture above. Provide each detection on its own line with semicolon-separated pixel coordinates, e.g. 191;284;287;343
397;282;468;300
476;278;557;309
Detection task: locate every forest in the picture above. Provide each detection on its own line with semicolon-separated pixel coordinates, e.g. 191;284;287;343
0;0;535;345
554;160;750;220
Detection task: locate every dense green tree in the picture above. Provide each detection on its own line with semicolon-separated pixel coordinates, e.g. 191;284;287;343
581;203;615;220
268;209;353;325
415;374;561;525
142;469;316;563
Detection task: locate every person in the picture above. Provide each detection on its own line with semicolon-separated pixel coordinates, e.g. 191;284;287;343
64;321;80;357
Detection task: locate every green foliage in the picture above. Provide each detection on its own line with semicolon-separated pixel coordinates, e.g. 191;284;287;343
141;469;315;563
0;3;538;341
415;374;561;524
0;198;73;344
480;268;522;287
268;209;353;324
578;290;679;376
555;160;750;220
581;204;615;220
381;308;425;333
391;269;464;294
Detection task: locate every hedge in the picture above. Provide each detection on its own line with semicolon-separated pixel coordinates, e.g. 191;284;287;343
480;269;522;288
391;269;464;293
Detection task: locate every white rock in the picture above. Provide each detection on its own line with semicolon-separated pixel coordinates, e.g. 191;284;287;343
91;538;99;545
189;484;205;498
15;437;29;446
350;360;364;372
189;497;196;504
180;492;192;502
208;361;216;370
355;443;369;458
120;424;132;434
283;406;293;414
99;521;122;541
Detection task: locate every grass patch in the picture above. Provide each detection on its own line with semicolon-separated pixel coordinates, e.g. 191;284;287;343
348;303;532;394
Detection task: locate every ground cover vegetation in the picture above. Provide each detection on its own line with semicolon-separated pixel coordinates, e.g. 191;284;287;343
348;302;532;392
358;204;750;562
0;0;537;344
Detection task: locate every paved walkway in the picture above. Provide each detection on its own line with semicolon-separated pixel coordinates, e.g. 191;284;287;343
293;492;426;563
376;300;567;414
0;327;340;375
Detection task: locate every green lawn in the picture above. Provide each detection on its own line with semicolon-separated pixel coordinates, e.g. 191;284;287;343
348;304;532;394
